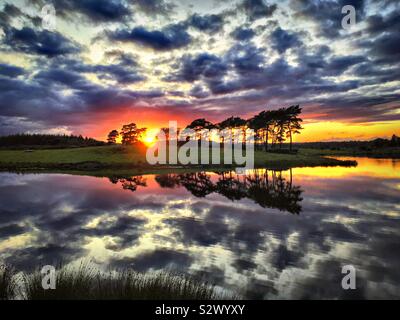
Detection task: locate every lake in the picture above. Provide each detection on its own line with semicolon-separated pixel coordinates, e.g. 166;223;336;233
0;157;399;299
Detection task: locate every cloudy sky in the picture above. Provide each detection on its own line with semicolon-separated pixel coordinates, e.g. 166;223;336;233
0;0;399;141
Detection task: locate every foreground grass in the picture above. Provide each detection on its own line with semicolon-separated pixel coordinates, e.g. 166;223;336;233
1;262;227;300
0;265;17;300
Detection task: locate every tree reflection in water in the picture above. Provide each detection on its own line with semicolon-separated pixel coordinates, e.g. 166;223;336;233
166;170;303;214
109;176;147;191
110;169;303;214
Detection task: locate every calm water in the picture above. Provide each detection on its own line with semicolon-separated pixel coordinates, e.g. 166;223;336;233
0;158;399;299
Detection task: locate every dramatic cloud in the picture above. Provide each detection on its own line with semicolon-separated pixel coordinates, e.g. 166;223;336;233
56;0;133;22
171;53;228;82
291;0;366;38
108;24;191;50
187;13;224;33
270;27;302;53
2;27;81;57
240;0;277;21
0;63;25;77
230;26;256;41
0;0;398;138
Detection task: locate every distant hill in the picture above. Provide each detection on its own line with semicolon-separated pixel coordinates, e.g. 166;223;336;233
0;134;105;149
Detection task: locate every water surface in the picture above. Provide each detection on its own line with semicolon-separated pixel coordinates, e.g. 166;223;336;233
0;158;399;299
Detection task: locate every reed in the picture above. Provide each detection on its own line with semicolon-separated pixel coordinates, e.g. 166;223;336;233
0;264;17;300
22;262;224;300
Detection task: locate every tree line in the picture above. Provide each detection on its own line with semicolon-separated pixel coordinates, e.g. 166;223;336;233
0;134;105;149
108;105;303;152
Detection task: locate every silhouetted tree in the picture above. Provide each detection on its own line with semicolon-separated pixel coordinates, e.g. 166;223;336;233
120;123;147;145
249;111;275;151
284;105;303;151
217;116;247;148
391;134;400;147
186;118;215;141
107;130;119;144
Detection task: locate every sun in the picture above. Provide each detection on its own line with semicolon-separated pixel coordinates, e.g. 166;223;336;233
142;128;159;146
143;135;156;146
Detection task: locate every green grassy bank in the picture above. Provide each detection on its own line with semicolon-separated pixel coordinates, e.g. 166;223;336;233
0;145;358;175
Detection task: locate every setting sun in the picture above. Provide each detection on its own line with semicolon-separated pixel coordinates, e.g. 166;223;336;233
141;128;159;146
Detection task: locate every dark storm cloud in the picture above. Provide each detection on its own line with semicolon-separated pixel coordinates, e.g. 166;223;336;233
353;62;400;84
48;54;146;84
0;63;25;77
170;53;228;82
103;50;138;66
294;49;366;78
0;75;68;120
270;27;302;53
34;68;89;88
2;27;81;57
0;223;27;240
309;94;400;122
357;17;398;62
0;58;163;131
230;26;256;41
291;0;366;38
55;0;132;22
194;37;384;116
187;13;224;33
365;10;400;35
323;55;366;76
189;85;210;99
91;64;146;84
228;43;265;73
108;23;191;50
359;32;400;64
240;0;277;21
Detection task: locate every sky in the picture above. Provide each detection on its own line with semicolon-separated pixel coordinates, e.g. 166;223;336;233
0;0;399;142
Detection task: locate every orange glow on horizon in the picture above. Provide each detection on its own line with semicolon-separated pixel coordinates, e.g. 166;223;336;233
298;120;400;142
79;107;400;143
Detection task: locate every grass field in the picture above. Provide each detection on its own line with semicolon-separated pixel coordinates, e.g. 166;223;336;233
0;144;359;175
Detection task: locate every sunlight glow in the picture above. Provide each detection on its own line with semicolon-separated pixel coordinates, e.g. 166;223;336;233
142;128;159;146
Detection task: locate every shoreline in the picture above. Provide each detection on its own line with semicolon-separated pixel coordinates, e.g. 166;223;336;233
0;158;357;177
4;144;396;177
